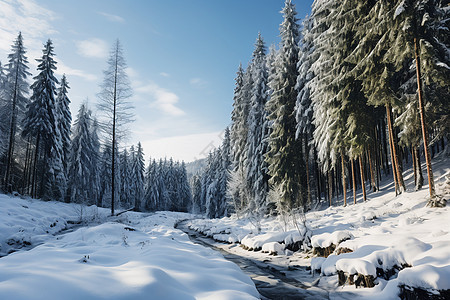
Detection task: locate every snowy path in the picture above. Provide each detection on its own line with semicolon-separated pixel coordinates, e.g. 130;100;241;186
177;220;358;300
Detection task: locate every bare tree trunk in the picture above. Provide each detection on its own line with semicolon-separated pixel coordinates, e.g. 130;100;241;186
359;155;367;202
304;133;311;207
412;147;417;185
351;159;356;205
368;149;377;192
341;152;347;207
31;133;40;199
328;169;332;207
22;139;31;195
3;61;21;193
414;38;437;205
414;146;424;190
110;46;119;216
386;103;400;195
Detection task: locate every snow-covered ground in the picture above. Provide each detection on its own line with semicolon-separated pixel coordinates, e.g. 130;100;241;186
187;156;450;299
0;196;259;299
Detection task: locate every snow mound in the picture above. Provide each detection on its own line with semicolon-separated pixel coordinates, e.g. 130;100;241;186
311;230;353;248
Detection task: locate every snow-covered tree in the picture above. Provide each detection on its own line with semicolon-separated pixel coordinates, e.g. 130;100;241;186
119;148;132;207
67;103;99;205
131;142;145;211
55;75;71;175
265;0;306;210
229;63;251;212
1;32;30;192
22;39;64;200
246;33;270;216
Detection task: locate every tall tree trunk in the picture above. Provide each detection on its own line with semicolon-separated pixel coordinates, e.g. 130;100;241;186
31;133;40;199
412;147;418;185
328;169;332;207
111;47;119;216
359;155;367;202
414;38;437;205
351;159;357;205
414;146;424;190
381;119;389;176
3;62;21;193
341;152;347;207
304;133;311;207
386;103;400;195
22;139;31;195
313;148;321;203
368;149;377;192
374;127;381;190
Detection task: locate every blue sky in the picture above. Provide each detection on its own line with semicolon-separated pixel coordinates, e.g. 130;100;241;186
0;0;313;162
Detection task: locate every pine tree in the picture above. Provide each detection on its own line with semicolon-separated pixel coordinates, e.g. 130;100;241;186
97;39;134;215
295;16;315;207
177;162;192;212
22;39;63;200
144;159;160;211
246;33;270;216
131;142;145;211
55;75;71;176
229;63;250;212
2;32;31;192
119;148;132;207
67;103;98;205
265;0;306;210
190;174;202;213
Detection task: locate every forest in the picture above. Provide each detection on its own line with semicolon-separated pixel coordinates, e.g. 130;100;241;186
193;0;449;219
0;0;449;220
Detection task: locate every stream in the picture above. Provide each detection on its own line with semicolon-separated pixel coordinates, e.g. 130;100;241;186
176;220;338;300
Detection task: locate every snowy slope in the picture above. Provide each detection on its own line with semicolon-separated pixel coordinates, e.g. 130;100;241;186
0;196;259;299
187;156;450;299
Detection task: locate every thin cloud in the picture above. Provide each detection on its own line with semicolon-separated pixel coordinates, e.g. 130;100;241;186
160;72;170;77
0;0;57;55
98;12;125;23
76;38;108;59
189;77;207;88
136;82;185;117
56;59;97;81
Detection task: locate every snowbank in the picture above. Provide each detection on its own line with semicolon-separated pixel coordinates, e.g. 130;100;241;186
187;214;311;254
0;194;110;256
187;156;450;298
0;196;259;299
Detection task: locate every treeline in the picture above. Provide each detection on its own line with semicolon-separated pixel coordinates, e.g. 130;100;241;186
194;0;449;218
0;33;191;213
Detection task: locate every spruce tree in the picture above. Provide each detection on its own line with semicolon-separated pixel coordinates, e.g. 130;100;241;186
246;33;270;215
2;32;31;192
119;148;132;207
67;103;98;205
131;142;145;211
22;39;63;200
265;0;306;210
55;75;71;176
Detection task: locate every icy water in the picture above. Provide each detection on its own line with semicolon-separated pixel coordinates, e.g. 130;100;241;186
177;220;339;300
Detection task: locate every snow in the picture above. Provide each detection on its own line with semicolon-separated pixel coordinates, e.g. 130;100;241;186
187;155;450;298
0;195;259;299
311;230;352;248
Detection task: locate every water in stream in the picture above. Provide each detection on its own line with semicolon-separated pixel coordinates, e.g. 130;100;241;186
176;220;352;300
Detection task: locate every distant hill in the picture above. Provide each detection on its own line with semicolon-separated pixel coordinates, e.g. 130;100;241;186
185;158;207;178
